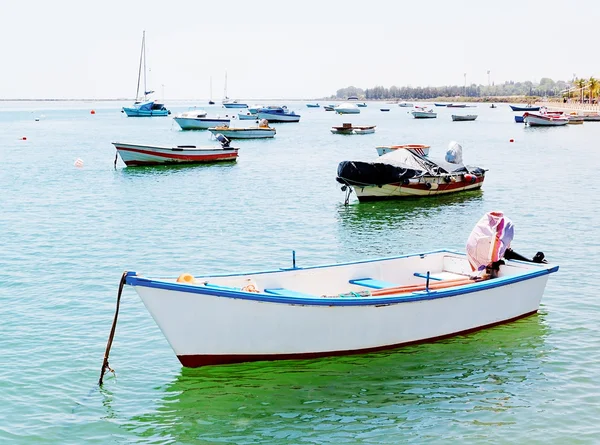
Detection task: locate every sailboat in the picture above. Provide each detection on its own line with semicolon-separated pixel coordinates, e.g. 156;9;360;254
208;76;215;105
122;31;170;117
222;71;247;108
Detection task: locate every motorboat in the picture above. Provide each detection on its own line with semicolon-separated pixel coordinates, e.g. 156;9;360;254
510;104;540;112
238;111;258;120
306;103;320;108
173;111;231;130
446;104;468;108
380;108;390;112
434;103;447;107
376;144;430;157
256;106;301;122
112;134;237;167
208;119;276;139
336;141;485;201
356;102;367;107
103;211;556;370
324;106;335;111
581;113;600;122
451;114;478;122
523;112;568;126
411;108;437;119
398;102;414;107
335;102;361;114
223;99;248;109
122;31;170;117
567;116;584;125
331;123;376;135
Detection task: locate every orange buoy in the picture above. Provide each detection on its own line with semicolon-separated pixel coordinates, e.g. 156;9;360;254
177;273;196;284
90;110;96;114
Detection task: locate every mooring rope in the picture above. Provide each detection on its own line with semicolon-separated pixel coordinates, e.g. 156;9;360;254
98;271;127;386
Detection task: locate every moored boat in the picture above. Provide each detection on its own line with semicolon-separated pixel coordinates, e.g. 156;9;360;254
446;104;467;108
104;210;557;370
398;102;414;107
256;106;301;122
411;108;437;118
515;115;525;123
238;111;258;120
324;106;335;111
451;114;478;121
208;120;276;139
356;102;368;107
523;112;568;127
376;144;430;157
380;108;390;112
112;135;238;167
306;103;320;108
335;102;361;114
331;123;376;135
510;104;540;112
582;113;600;122
567;116;584;125
173;111;231;130
337;141;485;201
434;103;447;107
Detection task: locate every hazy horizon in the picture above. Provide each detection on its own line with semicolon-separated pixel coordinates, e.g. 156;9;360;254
1;0;597;100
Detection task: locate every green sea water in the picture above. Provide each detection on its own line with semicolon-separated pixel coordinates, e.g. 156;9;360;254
1;101;598;444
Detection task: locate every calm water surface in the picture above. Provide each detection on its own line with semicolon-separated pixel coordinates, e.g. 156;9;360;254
1;101;599;444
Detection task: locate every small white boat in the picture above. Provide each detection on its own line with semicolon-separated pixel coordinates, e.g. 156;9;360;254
451;114;478;122
112;136;238;167
411;108;437;119
173;111;231;130
376;144;430;157
398;102;414;107
208;120;276;139
331;123;376;135
112;211;557;368
523;112;568;127
335;102;361;114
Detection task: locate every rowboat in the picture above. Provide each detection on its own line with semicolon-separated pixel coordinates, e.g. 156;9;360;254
306;103;320;108
356;102;368;107
446;104;467;108
337;141;485;201
510;105;540;112
113;211;557;369
173;111;231;130
376;144;430;157
237;111;258;120
451;114;478;121
112;136;238;167
380;108;390;112
411;108;437;118
331;123;376;135
398;102;413;107
434;103;447;107
208;122;276;139
523;112;568;127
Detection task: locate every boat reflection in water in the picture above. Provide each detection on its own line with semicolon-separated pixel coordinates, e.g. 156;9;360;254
125;313;548;443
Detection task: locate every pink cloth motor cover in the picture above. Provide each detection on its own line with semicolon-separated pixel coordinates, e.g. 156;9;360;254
466;211;515;271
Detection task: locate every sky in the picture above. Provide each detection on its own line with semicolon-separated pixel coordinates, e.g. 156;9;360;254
0;0;598;100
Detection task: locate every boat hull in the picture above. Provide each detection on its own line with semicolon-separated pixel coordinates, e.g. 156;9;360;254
452;115;478;121
223;103;248;108
208;128;276;139
125;251;557;367
510;105;540;112
256;112;301;122
412;111;437;118
123;107;170;117
524;114;568;126
336;109;361;114
515;115;525;123
174;117;231;130
113;143;238;166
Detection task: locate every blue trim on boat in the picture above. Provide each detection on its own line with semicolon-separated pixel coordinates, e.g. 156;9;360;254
413;272;442;281
124;251;559;307
349;278;398;289
264;288;316;298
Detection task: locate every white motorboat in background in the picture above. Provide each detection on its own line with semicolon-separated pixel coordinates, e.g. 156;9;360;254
173;111;231;130
335;102;361;114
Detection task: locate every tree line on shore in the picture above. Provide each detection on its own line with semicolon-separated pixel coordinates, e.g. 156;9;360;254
332;77;598;101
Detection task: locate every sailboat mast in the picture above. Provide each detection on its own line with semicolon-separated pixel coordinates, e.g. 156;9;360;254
142;31;147;101
224;71;228;99
136;31;145;102
210;76;213;101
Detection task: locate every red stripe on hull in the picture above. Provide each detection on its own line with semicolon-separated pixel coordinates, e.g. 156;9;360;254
116;146;238;161
176;310;537;368
389;176;484;191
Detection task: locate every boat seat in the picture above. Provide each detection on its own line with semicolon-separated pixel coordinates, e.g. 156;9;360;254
263;288;316;298
349;278;398;289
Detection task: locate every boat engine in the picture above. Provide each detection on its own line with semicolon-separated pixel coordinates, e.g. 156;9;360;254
215;133;231;148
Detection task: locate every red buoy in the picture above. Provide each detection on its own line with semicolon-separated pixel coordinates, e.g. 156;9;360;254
22;136;27;140
509;139;514;142
90;110;96;115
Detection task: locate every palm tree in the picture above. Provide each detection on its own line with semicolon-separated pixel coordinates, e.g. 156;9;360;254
575;78;587;103
588;77;599;105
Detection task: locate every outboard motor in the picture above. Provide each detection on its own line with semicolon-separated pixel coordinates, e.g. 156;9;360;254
215;133;231;148
446;141;463;164
466;211;514;277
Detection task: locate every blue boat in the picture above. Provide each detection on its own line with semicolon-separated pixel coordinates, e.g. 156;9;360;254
434;103;447;107
306;103;320;108
356;102;367;108
123;101;170;117
515;115;525;123
257;106;301;122
123;32;170;117
510;105;540;112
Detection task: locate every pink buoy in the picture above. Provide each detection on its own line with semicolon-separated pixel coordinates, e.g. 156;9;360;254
74;158;84;168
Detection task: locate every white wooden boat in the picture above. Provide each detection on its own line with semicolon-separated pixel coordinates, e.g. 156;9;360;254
208;122;276;139
120;242;557;367
376;144;430;157
331;123;376;135
337;141;485;201
523;112;568;126
411;108;437;119
451;114;478;121
173;111;231;130
112;137;238;167
335;102;361;114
